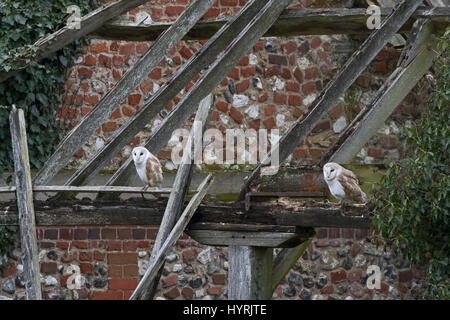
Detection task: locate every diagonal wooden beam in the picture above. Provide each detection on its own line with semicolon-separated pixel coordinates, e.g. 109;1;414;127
90;7;450;41
9;106;42;300
320;20;441;165
33;0;216;187
135;94;213;300
129;173;214;300
271;237;313;293
0;0;149;83
101;0;295;196
238;0;425;201
63;0;271;191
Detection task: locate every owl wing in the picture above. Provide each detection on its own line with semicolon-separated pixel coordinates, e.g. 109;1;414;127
337;170;367;203
145;155;163;188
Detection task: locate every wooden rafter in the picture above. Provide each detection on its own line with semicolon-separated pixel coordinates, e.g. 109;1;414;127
100;0;296;196
238;0;426;201
134;95;213;300
130;174;214;300
62;0;271;192
33;0;216;187
320;20;441;165
90;7;450;41
0;0;149;83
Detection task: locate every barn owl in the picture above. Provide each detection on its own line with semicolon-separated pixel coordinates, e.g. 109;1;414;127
323;162;368;203
132;147;163;197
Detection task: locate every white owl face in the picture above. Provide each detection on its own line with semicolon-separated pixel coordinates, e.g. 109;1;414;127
323;163;341;181
132;147;148;165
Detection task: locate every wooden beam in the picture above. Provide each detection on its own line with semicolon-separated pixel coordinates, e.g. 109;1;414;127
137;94;213;300
64;0;270;192
33;0;216;186
271;238;313;293
90;7;450;41
0;185;195;195
0;200;370;228
185;229;310;248
9;106;42;300
0;0;149;83
228;246;273;300
102;0;294;194
238;0;426;201
129;173;214;300
320;20;440;165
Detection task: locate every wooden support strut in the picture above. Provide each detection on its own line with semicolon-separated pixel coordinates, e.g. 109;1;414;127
0;0;149;83
9;106;42;300
101;0;295;197
129;173;214;300
33;0;216;187
63;0;271;193
135;94;213;300
238;0;426;201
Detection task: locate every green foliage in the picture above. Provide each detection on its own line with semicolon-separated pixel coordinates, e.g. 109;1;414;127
372;30;450;300
0;0;99;269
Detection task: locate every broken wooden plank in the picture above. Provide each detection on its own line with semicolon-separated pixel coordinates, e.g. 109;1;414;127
0;200;370;228
103;0;294;193
321;21;440;165
90;7;450;41
33;0;216;187
238;0;426;201
0;0;149;83
137;94;213;300
271;238;313;293
129;173;214;300
228;246;273;300
0;185;194;195
65;0;270;192
9;106;41;300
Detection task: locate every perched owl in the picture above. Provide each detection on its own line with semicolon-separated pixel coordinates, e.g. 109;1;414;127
323;162;368;203
132;147;163;192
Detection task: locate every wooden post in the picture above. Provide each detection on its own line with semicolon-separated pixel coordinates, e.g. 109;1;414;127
130;174;214;300
228;246;273;300
134;94;213;300
9;106;42;300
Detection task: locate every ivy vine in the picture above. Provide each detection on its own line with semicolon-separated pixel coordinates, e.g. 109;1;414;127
0;0;99;270
372;30;449;299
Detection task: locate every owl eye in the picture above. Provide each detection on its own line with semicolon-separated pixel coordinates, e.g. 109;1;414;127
330;168;334;172
140;152;143;156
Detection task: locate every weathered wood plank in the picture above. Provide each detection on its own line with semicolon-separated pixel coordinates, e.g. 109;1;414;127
102;0;294;193
138;94;213;300
66;0;270;192
90;7;450;41
0;200;370;228
238;0;426;201
228;246;273;300
0;0;149;83
9;106;42;300
130;173;214;300
271;238;313;293
185;229;311;248
187;223;298;233
0;185;194;195
321;21;440;165
33;0;216;187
